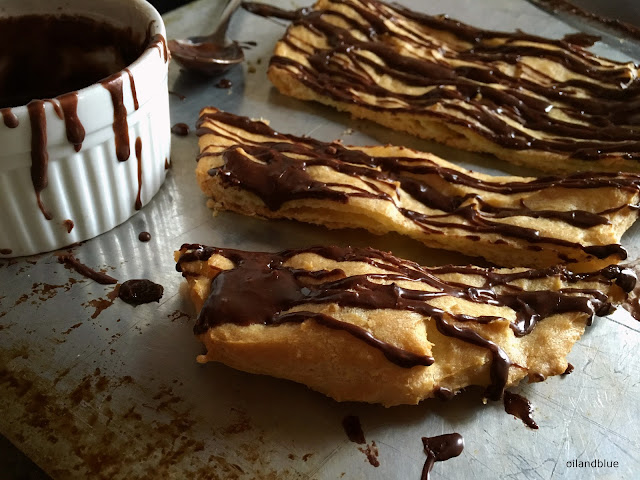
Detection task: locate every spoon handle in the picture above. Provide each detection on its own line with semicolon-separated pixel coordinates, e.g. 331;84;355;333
211;0;243;41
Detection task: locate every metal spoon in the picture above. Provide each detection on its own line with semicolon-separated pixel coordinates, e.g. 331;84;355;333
168;0;244;76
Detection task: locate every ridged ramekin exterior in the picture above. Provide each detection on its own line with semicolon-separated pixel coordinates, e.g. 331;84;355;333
0;0;170;257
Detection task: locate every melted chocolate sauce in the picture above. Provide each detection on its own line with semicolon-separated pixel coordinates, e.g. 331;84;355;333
171;123;190;136
534;0;640;42
124;68;139;111
562;32;601;47
138;231;151;242
0;249;13;255
216;78;233;89
421;433;464;480
118;279;164;305
0;15;165;220
177;244;633;399
63;219;75;233
58;254;117;285
503;391;539;429
135;137;143;210
198;110;640;262
562;363;575;375
244;0;640;161
1;108;19;128
169;90;186;100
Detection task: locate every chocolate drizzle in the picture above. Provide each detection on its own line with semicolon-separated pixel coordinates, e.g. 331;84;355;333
197;110;640;264
118;279;164;305
171;123;190;136
27;100;52;220
421;433;464;480
135;137;143;210
245;0;640;162
177;244;634;399
101;73;130;162
124;68;139;111
503;391;538;429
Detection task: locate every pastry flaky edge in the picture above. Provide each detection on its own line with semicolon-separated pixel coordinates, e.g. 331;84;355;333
175;243;635;407
260;0;640;174
195;107;640;272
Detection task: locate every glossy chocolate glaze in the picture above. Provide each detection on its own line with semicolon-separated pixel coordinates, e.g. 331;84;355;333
245;0;640;161
58;254;117;285
421;433;464;480
503;391;538;429
135;137;143;210
562;363;575;375
138;231;152;242
177;244;633;399
198;110;640;263
0;14;168;220
118;279;164;305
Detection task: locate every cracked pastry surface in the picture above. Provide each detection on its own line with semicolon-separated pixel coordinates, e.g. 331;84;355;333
175;243;634;406
245;0;640;173
196;108;640;271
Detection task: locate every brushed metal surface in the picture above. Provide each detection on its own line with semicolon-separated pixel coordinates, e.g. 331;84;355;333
1;0;639;478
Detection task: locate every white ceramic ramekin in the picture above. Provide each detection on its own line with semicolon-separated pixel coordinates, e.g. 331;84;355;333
0;0;170;257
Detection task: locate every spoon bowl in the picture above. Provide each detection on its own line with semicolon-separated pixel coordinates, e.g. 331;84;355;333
168;0;244;76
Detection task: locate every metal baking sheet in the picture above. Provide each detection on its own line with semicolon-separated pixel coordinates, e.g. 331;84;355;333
1;0;639;478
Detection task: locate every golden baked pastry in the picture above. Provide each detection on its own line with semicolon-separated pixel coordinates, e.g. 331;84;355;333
243;0;640;173
196;107;640;271
175;243;635;406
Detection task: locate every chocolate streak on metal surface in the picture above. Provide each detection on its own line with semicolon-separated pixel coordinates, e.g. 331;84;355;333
198;110;639;262
27;100;52;220
135;137;143;210
177;244;633;399
503;391;539;429
1;108;19;128
171;123;190;136
58;254;117;285
63;219;74;233
342;415;366;444
532;0;640;42
421;433;464;480
245;0;640;161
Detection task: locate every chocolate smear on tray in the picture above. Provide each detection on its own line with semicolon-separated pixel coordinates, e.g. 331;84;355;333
342;415;366;444
177;244;633;400
171;123;190;136
58;254;118;285
421;433;464;480
135;137;143;210
503;391;539;429
341;415;379;467
118;279;164;305
63;219;75;233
